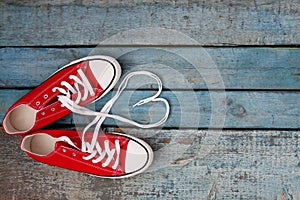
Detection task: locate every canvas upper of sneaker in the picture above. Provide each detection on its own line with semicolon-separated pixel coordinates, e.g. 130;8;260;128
21;130;153;179
2;56;121;135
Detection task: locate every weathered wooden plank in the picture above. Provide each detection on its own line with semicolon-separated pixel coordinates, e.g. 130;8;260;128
1;89;299;129
0;128;299;199
1;47;299;89
1;1;299;46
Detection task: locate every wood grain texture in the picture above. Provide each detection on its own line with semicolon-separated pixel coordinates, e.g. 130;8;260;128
0;128;299;199
1;1;300;46
1;89;299;129
1;0;299;199
1;47;299;89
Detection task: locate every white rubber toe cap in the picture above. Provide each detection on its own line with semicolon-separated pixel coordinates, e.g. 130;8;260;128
89;59;118;90
125;140;152;174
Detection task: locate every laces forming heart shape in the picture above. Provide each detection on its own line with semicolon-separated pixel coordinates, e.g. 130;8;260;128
57;71;170;168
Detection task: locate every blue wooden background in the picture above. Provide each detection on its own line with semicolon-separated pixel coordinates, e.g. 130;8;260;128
0;1;299;199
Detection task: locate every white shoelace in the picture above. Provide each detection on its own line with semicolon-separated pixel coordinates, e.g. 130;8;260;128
56;136;120;169
56;70;170;168
52;69;95;104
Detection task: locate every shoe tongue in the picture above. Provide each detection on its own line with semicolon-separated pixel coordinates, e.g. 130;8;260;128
55;141;74;149
54;138;81;150
56;136;81;150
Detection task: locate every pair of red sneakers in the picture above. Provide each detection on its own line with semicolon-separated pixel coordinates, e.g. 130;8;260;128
2;56;169;178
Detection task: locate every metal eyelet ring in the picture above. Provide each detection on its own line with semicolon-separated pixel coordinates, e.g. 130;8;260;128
36;101;40;106
62;149;66;153
41;112;45;116
72;153;77;157
51;108;55;112
44;94;48;99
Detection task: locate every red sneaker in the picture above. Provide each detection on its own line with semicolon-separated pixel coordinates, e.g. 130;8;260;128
2;56;121;135
21;130;153;178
